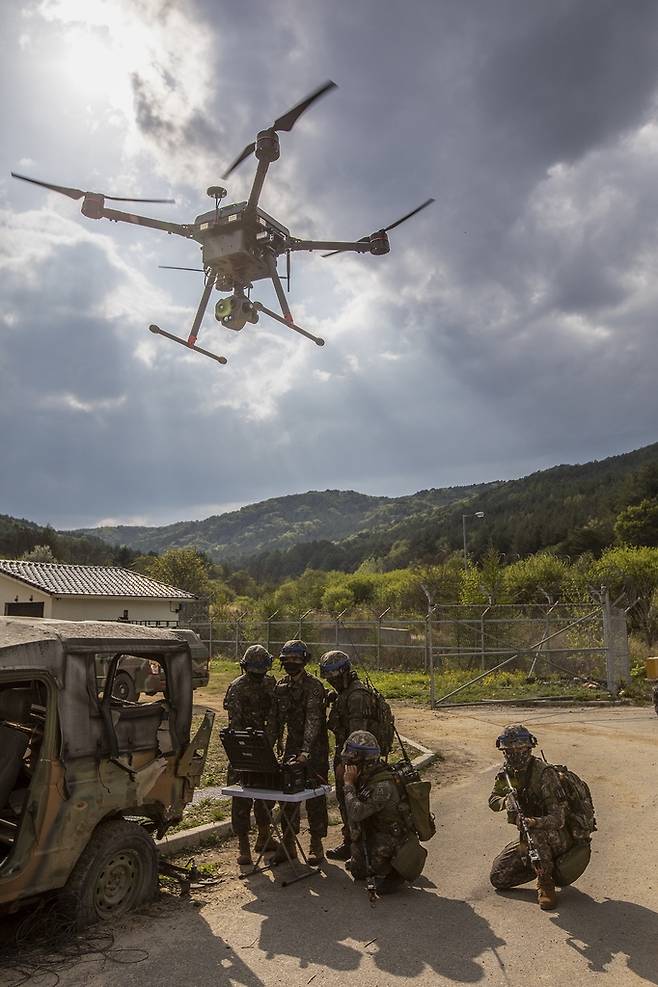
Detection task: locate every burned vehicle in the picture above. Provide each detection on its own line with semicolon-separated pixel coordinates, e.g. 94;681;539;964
0;617;214;925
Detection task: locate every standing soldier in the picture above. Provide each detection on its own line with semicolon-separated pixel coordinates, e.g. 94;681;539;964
342;731;426;895
488;724;591;910
320;650;394;862
273;640;329;866
223;644;279;865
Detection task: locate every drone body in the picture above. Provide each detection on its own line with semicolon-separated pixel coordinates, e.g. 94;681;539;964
12;81;433;365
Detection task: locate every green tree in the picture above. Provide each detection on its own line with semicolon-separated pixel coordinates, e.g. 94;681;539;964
147;548;211;597
614;498;658;547
591;546;658;646
21;544;57;563
505;553;575;604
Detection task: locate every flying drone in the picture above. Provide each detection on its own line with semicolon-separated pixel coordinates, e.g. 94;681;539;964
12;81;433;365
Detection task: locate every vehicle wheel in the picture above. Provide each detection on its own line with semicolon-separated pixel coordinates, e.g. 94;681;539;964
60;819;158;928
112;671;139;703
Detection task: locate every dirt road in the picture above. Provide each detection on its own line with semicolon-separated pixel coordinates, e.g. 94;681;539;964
27;706;658;986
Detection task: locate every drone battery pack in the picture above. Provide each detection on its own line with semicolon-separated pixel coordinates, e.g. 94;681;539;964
219;727;308;793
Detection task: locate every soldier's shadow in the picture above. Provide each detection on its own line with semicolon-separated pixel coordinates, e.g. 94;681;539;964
550;887;658;984
242;862;505;982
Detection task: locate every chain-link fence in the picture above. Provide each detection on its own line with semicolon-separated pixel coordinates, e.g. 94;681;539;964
180;596;629;702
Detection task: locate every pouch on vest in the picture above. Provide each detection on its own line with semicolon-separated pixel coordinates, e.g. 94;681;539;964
553;841;591;886
404;778;436;842
391;833;427;881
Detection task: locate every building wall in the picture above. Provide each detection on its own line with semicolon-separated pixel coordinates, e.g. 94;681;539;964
0;574;53;616
51;598;179;624
0;574;181;624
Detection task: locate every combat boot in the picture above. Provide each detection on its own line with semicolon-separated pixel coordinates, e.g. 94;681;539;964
326;841;351;861
308;835;325;866
537;876;557;910
254;826;279;854
236;833;252;866
272;829;298;864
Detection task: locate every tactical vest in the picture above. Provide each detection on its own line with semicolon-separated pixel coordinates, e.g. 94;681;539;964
362;765;415;839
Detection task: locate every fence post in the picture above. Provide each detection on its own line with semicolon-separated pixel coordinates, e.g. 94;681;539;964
376;607;390;671
602;585;631;693
298;609;313;642
480;604;491;671
235;610;247;661
266;610;278;653
336;608;349;649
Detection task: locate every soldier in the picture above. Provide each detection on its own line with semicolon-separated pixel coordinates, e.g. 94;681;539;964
223;644;279;865
342;730;425;895
320;650;391;862
488;723;572;910
273;640;329;866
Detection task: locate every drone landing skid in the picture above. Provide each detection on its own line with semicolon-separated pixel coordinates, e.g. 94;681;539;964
255;302;324;346
148;324;227;365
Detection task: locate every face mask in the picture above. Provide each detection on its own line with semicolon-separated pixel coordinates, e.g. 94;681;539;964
327;672;347;691
247;670;266;681
283;661;303;676
504;748;531;773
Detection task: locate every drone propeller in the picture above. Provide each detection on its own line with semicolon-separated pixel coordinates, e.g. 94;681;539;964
222;80;337;178
322;197;435;257
11;172;175;204
158;265;204;272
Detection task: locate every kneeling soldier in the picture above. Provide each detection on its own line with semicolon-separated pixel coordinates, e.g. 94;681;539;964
342;730;425;895
489;724;572;910
223;645;279;865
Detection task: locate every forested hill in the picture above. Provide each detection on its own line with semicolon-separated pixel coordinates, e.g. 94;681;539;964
67;439;658;578
71;484;496;562
0;514;136;566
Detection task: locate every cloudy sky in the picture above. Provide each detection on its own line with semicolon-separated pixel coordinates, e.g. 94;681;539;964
2;0;658;530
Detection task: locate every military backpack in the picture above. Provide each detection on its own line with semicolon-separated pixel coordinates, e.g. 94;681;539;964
361;677;395;757
550;762;597;840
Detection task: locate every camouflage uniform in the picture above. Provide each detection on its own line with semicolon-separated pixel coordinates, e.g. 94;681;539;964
488;755;573;888
223;672;277;836
274;669;329;836
344;761;413;880
327;673;375;843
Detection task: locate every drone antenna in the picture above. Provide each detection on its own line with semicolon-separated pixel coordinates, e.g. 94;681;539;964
207;186;227;222
286;250;291;292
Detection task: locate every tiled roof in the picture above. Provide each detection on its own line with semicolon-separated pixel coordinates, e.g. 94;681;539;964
0;560;195;599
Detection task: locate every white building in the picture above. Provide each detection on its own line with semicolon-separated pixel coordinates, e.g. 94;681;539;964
0;560;195;625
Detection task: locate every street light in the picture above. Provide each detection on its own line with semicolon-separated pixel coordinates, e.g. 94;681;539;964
462;511;485;569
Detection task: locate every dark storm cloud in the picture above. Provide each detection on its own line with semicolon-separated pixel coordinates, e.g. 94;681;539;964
4;0;658;527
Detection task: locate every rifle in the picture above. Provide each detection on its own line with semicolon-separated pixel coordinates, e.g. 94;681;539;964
362;837;377;905
503;769;544;877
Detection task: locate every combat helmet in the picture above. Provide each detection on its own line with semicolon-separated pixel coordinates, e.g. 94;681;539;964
279;639;311;663
240;644;273;673
495;724;538;750
319;650;352;678
496;723;537;772
341;729;381;764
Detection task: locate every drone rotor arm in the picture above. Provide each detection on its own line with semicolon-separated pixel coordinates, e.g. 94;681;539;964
286;238;372;255
246;157;271;211
100;205;194;238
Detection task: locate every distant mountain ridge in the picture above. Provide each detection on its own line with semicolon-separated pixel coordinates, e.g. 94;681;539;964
70;484;497;562
67;439;658;575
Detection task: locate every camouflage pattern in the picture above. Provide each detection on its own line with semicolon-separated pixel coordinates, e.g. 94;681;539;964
223;670;277;835
274;668;329;836
489;755;573;887
0;617;214;915
344;761;415;879
329;675;379;842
